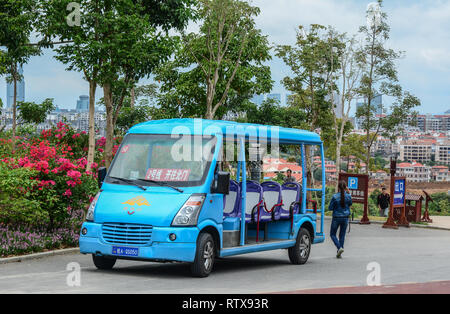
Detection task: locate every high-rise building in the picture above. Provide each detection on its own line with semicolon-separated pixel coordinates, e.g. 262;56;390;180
356;94;383;115
6;65;25;108
355;94;384;129
250;94;264;106
285;94;293;106
76;95;89;111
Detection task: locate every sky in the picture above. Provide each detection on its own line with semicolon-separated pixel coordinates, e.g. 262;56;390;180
1;0;449;115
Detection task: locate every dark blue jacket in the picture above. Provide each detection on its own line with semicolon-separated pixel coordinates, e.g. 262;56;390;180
329;192;352;217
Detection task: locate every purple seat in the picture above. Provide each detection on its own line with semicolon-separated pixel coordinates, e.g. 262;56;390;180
223;180;241;218
241;181;265;223
281;182;302;219
261;181;283;221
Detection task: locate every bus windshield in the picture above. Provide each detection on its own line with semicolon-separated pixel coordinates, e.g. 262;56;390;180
107;134;217;187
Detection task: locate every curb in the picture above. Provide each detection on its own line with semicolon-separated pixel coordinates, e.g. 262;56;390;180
324;216;450;231
0;247;79;265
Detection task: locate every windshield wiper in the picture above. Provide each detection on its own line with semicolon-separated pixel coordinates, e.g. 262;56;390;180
108;176;147;191
137;178;184;193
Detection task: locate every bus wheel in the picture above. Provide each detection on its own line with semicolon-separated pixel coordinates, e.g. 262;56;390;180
92;254;116;270
191;233;215;277
288;227;311;265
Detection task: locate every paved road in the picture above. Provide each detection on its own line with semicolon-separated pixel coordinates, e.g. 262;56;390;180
282;280;450;294
1;221;450;293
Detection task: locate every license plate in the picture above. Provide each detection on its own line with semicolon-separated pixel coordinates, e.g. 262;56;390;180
112;246;139;257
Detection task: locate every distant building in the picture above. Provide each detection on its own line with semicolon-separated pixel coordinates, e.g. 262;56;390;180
262;157;302;181
413;114;450;132
6;65;25;108
76;95;89;111
0;107;107;137
372;135;398;157
436;141;450;165
355;94;383;129
399;140;433;163
431;166;449;182
396;162;431;182
250;94;264;106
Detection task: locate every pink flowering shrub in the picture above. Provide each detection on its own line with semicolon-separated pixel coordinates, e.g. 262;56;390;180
0;122;127;257
0;123;98;231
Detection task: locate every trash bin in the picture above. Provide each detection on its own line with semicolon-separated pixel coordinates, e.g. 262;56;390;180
393;194;423;222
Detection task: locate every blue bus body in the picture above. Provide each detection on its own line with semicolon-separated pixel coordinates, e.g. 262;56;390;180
79;119;326;274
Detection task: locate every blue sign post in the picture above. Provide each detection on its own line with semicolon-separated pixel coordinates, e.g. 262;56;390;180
339;173;370;224
348;177;358;190
393;178;406;206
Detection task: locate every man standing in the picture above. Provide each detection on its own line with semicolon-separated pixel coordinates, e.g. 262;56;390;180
284;169;296;183
377;187;390;217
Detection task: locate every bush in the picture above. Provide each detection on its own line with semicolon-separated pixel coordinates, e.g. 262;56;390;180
0;123;99;230
0;165;44;227
0;122;124;256
429;193;450;215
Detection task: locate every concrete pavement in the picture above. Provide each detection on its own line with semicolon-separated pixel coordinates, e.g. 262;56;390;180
281;280;450;294
1;221;450;293
430;216;450;229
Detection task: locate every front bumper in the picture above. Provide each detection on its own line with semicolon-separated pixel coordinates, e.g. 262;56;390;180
79;222;199;263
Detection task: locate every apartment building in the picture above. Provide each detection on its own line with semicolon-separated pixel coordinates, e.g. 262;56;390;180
396;162;431;182
435;142;450;165
399;140;434;163
431;166;449;182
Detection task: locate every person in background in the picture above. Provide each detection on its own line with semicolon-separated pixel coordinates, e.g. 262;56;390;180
329;180;352;258
377;187;390;217
284;169;296;183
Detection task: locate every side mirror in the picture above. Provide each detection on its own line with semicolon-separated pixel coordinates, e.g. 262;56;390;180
211;171;230;194
98;167;107;189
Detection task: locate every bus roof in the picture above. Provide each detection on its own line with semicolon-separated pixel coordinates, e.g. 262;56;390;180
129;118;322;145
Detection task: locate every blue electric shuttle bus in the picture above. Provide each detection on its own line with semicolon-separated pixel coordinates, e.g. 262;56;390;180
79;119;326;277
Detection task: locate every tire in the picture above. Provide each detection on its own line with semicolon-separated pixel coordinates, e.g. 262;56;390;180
92;254;116;270
191;233;215;277
288;227;311;265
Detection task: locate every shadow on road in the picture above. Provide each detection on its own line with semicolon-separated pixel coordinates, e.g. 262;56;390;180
83;255;292;279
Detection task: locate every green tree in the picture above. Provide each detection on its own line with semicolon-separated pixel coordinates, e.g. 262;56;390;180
155;0;273;119
40;0;195;167
113;84;158;133
17;98;55;125
0;0;41;149
356;0;420;173
326;31;364;182
341;133;366;172
380;92;420;141
275;24;342;133
276;24;341;193
323;119;353;160
39;0;107;170
240;98;307;129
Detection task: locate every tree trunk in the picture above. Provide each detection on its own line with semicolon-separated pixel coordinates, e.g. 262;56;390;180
12;64;17;151
335;139;342;188
130;87;135;108
86;80;97;171
366;145;371;175
103;83;115;168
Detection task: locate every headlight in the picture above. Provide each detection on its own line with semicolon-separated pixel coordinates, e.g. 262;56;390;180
86;192;100;222
172;194;206;226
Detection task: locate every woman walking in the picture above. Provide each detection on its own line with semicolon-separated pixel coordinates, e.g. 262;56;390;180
329;180;352;258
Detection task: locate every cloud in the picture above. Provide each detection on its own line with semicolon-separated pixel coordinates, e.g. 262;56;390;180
2;0;449;114
252;0;450;113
